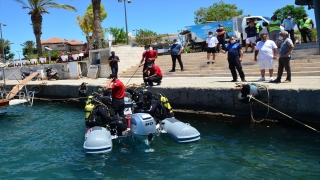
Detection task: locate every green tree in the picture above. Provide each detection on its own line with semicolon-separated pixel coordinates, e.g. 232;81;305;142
77;3;107;51
4;46;14;60
21;40;36;56
0;38;14;61
273;5;306;24
194;0;243;24
14;0;77;57
107;27;127;45
311;28;317;40
135;29;158;46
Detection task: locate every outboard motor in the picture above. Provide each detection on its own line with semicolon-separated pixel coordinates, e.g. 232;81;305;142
237;84;260;103
130;113;157;143
160;118;200;143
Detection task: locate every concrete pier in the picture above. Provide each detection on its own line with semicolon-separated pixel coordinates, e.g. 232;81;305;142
4;76;320;124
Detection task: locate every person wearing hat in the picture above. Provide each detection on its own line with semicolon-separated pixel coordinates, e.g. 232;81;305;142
215;24;227;52
108;51;120;76
297;14;314;43
106;73;125;118
169;39;184;72
144;60;163;86
139;45;158;83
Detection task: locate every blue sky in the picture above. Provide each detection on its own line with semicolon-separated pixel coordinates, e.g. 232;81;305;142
0;0;316;59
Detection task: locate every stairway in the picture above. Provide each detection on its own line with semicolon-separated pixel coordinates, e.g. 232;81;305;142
119;43;320;78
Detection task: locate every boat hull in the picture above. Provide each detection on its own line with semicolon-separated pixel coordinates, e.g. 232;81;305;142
160;118;200;143
83;126;113;153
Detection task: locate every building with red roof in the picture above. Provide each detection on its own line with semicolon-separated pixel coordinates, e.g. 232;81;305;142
41;37;85;53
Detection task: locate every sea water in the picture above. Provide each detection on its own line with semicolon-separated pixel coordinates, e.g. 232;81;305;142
0;102;319;179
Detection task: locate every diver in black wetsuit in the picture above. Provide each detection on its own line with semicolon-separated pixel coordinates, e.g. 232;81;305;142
87;96;126;136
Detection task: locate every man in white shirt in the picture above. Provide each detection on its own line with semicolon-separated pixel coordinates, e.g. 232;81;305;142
206;31;219;64
254;33;278;82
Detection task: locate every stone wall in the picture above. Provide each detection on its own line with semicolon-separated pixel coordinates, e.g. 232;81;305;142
8;83;320;124
2;64;72;80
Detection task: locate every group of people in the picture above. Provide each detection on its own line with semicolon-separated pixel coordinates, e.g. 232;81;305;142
108;39;185;87
86;73;127;136
205;12;309;83
86;71;174;135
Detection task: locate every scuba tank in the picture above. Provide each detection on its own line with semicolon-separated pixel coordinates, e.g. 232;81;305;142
155;92;174;118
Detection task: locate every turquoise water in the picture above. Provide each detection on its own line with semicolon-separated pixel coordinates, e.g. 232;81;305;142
0;102;319;179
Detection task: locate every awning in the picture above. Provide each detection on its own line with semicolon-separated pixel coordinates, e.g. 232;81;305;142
179;30;190;35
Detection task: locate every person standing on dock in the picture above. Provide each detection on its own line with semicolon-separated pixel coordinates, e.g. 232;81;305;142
268;15;281;42
206;31;219;64
108;51;120;77
272;31;294;83
297;13;315;43
282;13;295;44
254;33;278;82
215;24;227;52
244;21;257;53
169;39;184;72
106;73;125;118
139;45;158;84
219;36;246;82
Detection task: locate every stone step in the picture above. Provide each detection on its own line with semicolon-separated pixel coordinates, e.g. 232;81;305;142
123;68;320;76
123;62;320;72
120;71;320;78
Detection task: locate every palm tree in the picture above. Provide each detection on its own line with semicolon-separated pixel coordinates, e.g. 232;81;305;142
0;39;13;60
21;40;36;55
14;0;77;56
92;0;102;49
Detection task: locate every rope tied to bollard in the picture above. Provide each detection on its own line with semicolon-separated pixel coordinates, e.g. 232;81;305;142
247;95;320;134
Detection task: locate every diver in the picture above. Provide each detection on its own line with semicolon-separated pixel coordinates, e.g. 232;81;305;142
134;91;173;123
87;96;127;136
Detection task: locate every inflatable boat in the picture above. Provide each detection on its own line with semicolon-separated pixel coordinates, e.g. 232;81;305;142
83;113;157;154
83;91;201;153
83;114;200;153
159;118;200;143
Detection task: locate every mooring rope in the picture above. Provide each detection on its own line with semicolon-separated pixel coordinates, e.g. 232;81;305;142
248;95;320;134
33;97;87;101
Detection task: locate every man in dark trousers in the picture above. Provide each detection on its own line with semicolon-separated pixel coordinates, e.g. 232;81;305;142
219;36;246;82
139;45;158;84
144;60;163;86
215;24;227;52
108;51;120;76
297;13;315;43
272;31;294;83
106;73;125;118
169;39;184;72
